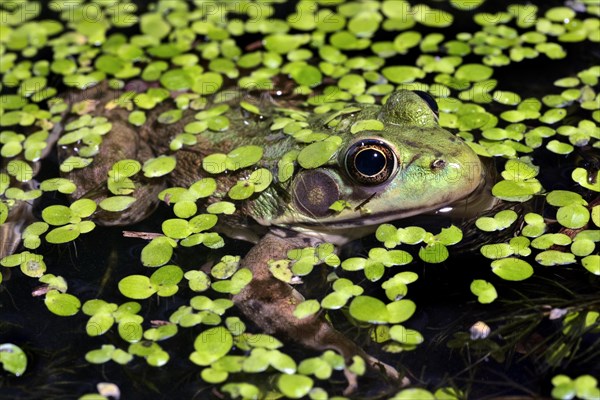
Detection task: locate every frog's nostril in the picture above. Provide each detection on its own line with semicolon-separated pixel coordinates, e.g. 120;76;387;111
431;159;446;170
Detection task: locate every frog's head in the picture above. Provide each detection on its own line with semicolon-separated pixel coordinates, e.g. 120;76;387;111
270;90;484;239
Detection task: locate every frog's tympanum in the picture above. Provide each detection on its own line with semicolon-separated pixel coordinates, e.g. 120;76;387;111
55;84;485;391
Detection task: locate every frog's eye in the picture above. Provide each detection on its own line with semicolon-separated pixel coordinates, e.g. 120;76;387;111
413;90;439;117
345;139;398;185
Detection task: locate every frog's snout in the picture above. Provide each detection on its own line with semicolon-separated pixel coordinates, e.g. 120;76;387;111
441;149;484;194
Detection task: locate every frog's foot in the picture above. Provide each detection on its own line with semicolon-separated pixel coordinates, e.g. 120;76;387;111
342;361;409;396
311;319;408;392
341;358;407;396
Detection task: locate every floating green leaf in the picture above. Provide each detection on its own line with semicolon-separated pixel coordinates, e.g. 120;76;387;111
98;196;136;212
45;224;81;244
470;280;498;304
387;299;416;324
118;275;156;300
491;258;533;281
349;295;389;323
350;119;384;134
44;290;81;316
190;327;233;366
141;237;174;267
297;136;342;169
582;255;600;275
226;145;263;171
455;64;493;82
418;242;449;263
293;300;321;319
382;66;425;83
277;374;314;399
556;204;590;229
0;343;27;376
143;156;176;178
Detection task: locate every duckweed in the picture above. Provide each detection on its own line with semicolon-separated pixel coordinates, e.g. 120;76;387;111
0;343;28;376
1;1;599;398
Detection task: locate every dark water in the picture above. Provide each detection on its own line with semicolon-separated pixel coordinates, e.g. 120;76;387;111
1;1;599;399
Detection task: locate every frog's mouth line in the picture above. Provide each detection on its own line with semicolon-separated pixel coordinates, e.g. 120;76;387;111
286;158;498;233
291;201;451;231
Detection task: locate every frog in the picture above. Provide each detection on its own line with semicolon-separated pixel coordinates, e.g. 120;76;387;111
40;82;488;393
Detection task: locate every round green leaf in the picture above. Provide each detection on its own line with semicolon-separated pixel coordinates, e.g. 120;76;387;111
491;258;533;281
547;190;586;207
571;239;595;257
248;168;273;192
160;69;193;91
321;292;350;310
0;202;8;225
162;218;191;239
455;64;493;82
70;198;97;218
535;250;576;266
42;205;72;225
582;255;600;275
206;201;236;215
290;65;322;87
151;264;183;287
228;181;255;200
98;196;136;212
556;204;590;229
44;290;81;316
348;295;389;323
382;66;426;83
418;243;449;263
227;145;263;170
141;237;174;267
201;367;228;384
293;299;320;319
297;136;341;169
0;343;27;376
277;374;314;399
45;224;80;244
387;299;416;324
202;153;228;174
389;325;424;345
118;275;156;299
111;159;142;179
191;327;233;366
470;280;498;304
207;116;230;132
143;156;176;178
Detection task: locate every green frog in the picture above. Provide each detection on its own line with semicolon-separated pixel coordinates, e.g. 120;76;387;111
55;84;488;392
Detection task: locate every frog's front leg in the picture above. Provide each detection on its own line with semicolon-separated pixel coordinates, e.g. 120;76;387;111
232;233;406;393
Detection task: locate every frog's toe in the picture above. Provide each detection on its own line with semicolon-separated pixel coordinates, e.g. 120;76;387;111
342;369;359;396
343;356;408;397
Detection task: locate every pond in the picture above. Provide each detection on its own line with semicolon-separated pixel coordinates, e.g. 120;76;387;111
0;0;599;399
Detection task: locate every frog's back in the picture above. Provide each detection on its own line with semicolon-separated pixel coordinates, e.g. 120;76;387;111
58;86;484;244
143;90;299;189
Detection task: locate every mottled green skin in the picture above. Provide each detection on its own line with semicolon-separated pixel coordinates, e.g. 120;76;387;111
137;89;483;243
267;91;484;234
58;86;484;392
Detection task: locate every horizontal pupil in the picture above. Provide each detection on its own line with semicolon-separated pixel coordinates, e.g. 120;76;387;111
355;148;386;177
